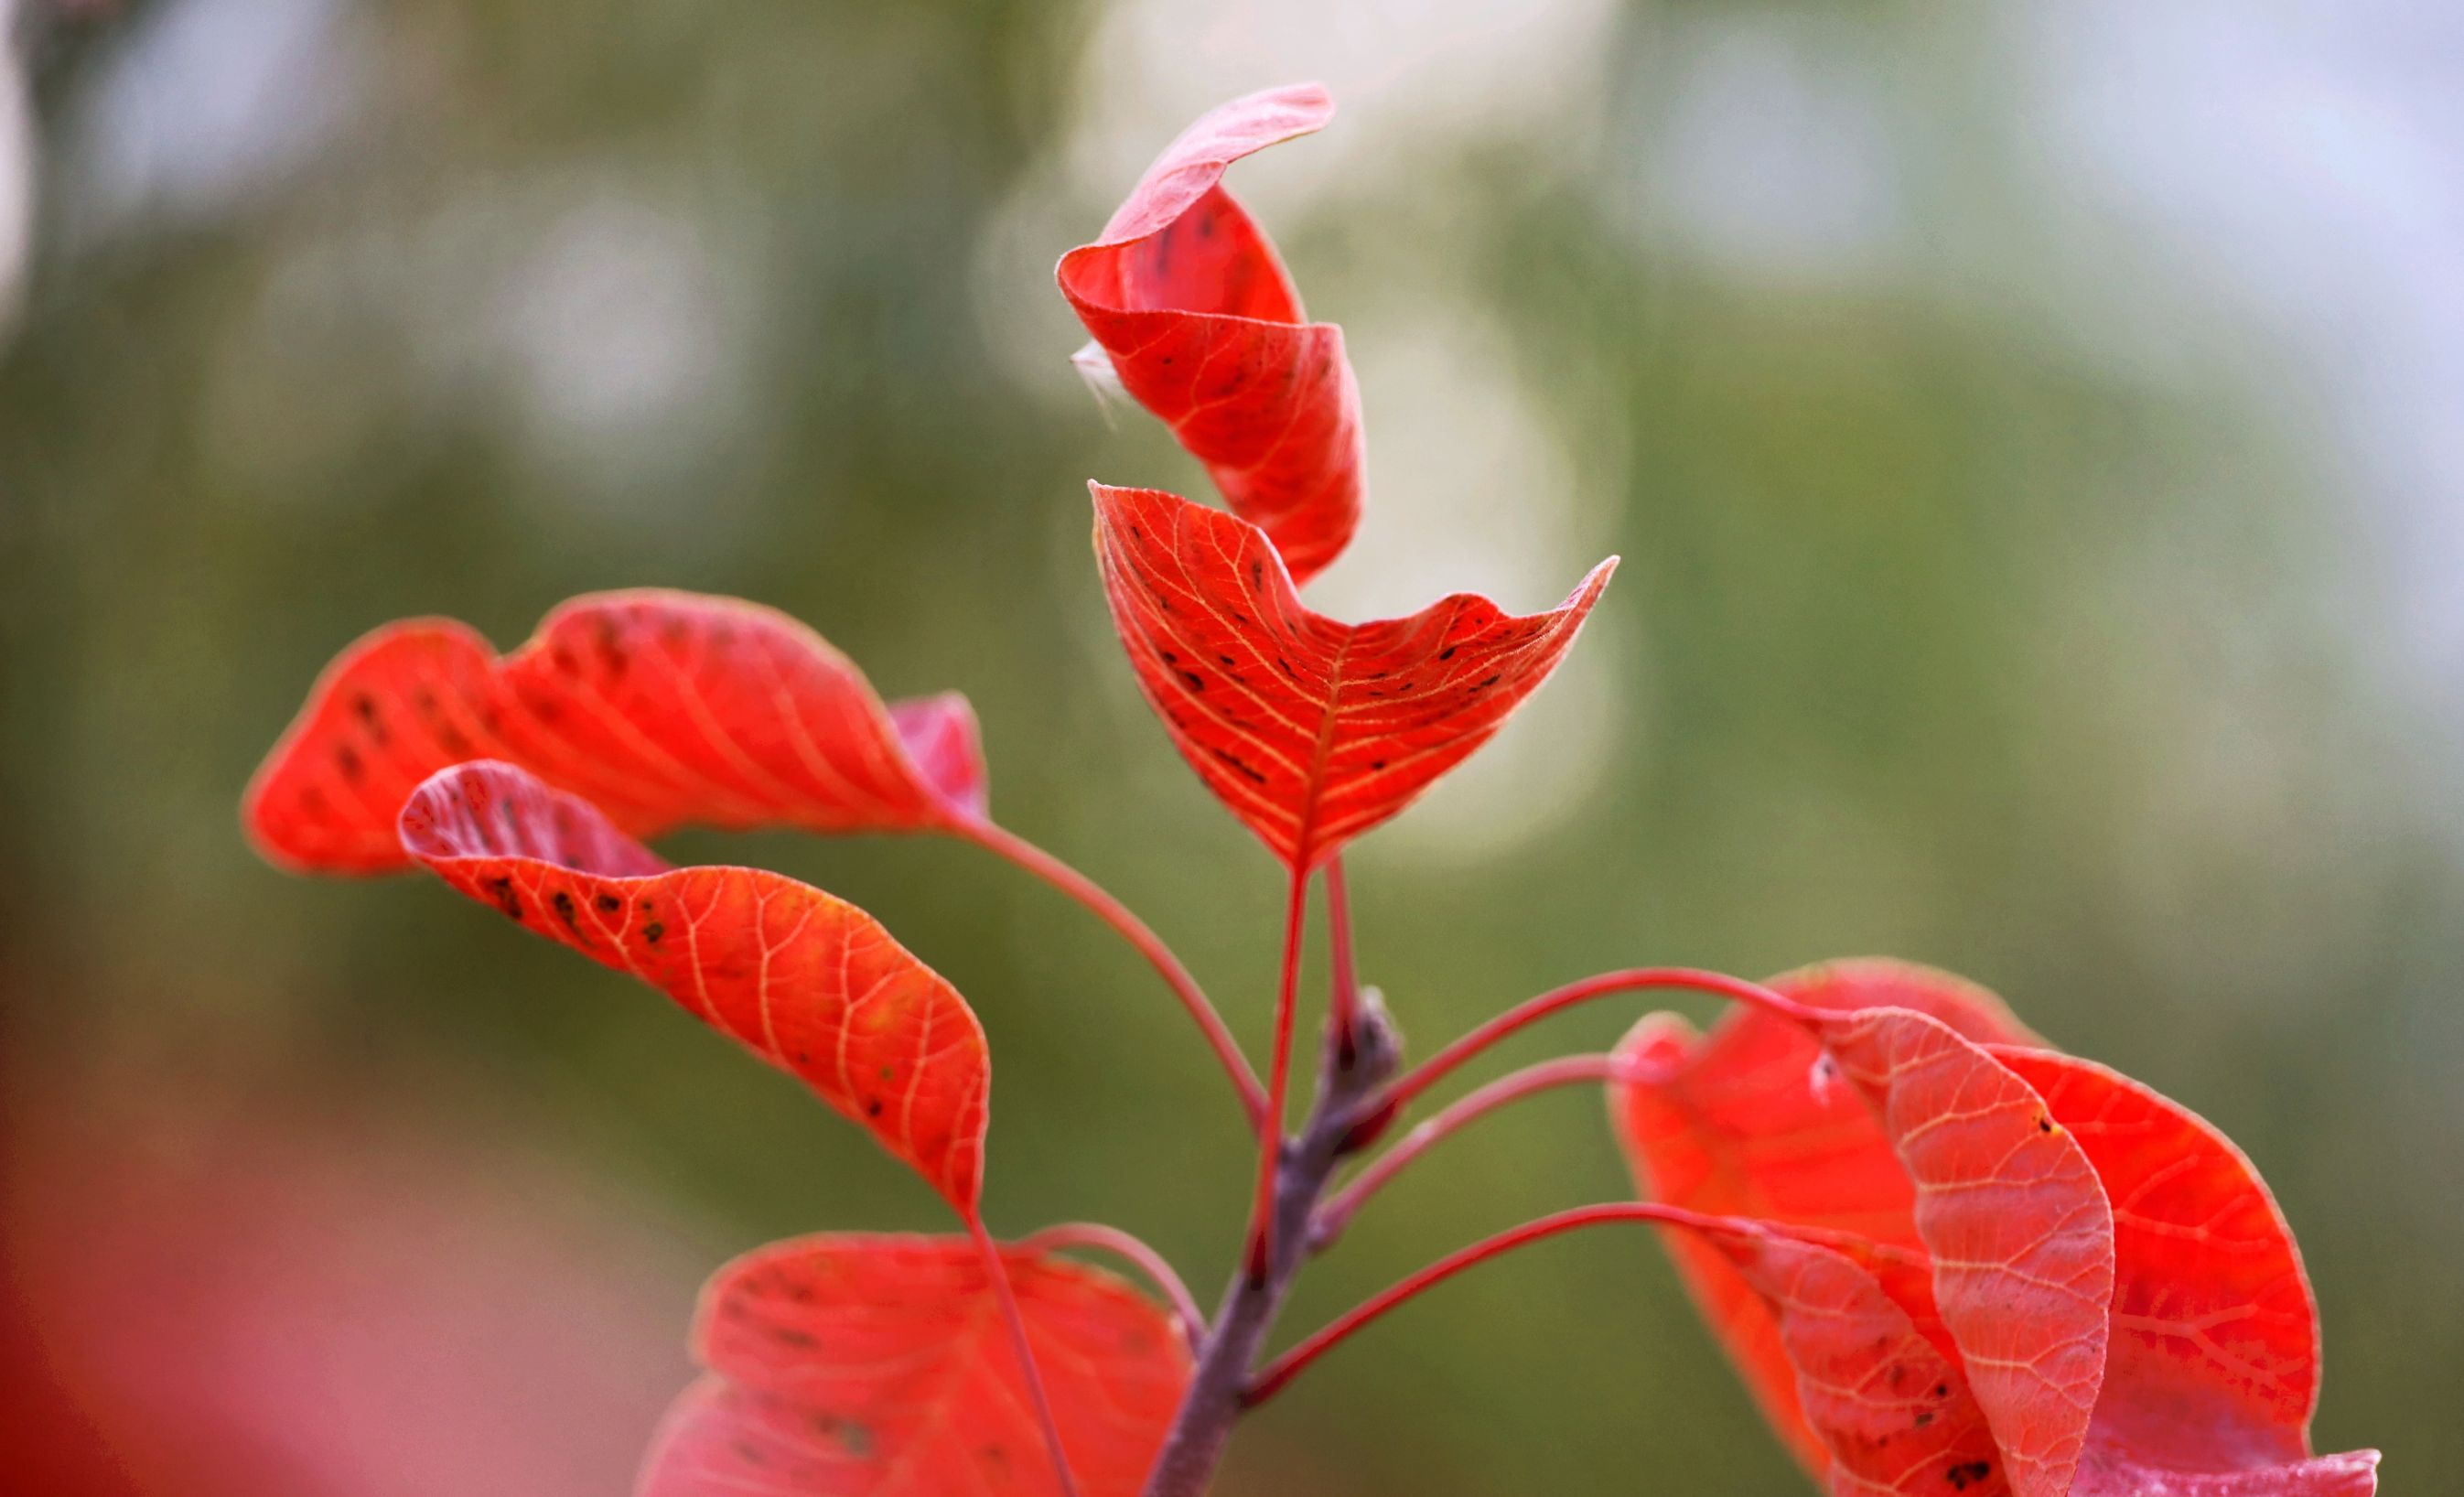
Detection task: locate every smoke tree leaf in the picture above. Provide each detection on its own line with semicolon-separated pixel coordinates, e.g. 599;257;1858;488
1060;85;1364;587
1090;482;1611;873
245;589;985;876
639;1233;1193;1497
399;760;989;1216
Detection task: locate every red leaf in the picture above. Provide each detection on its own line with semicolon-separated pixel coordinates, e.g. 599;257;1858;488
638;1233;1192;1497
245;590;985;876
1673;1217;2009;1497
1059;84;1365;586
1803;1006;2114;1497
398;761;989;1215
1993;1050;2379;1497
1609;961;2039;1480
1091;482;1613;871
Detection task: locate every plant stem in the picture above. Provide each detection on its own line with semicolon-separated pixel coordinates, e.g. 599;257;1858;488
1245;1201;1724;1408
1021;1222;1207;1345
1324;856;1360;1058
961;817;1268;1132
1377;967;1808;1116
1311;1052;1649;1250
1243;869;1313;1281
967;1216;1082;1497
1139;994;1400;1497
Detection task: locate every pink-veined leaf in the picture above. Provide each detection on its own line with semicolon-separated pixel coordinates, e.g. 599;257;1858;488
245;589;986;876
638;1233;1192;1497
1803;1005;2114;1497
1091;482;1613;871
1992;1050;2379;1497
398;761;988;1215
1609;961;2040;1481
1059;84;1364;586
1670;1217;2008;1497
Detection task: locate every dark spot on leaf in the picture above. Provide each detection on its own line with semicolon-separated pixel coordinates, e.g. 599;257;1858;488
1439;645;1457;660
484;877;522;922
1210;748;1267;784
1179;670;1206;692
595;893;620;913
551;890;582;933
335;744;364;782
643;921;665;943
1913;1411;1935;1428
1947;1461;1992;1491
770;1326;817;1350
865;1097;884;1117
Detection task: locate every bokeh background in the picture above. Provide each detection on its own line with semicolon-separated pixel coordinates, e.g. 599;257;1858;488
3;0;2459;1492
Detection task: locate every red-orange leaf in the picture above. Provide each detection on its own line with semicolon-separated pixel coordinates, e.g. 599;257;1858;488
1609;961;2039;1480
1993;1050;2379;1497
638;1233;1192;1497
399;761;989;1215
245;589;986;876
1091;482;1613;871
1059;85;1364;586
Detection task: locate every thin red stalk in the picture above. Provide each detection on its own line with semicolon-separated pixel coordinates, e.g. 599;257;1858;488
1381;967;1811;1115
966;1216;1082;1497
1246;1202;1727;1407
1244;868;1312;1283
1020;1222;1206;1345
963;818;1268;1132
1314;1053;1652;1249
1324;855;1360;1052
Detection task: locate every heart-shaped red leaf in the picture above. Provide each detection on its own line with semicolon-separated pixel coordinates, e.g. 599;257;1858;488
1992;1050;2379;1496
245;590;985;876
639;1233;1193;1497
1092;482;1612;871
1609;961;2039;1479
399;761;989;1215
1059;85;1364;586
1671;1216;2008;1497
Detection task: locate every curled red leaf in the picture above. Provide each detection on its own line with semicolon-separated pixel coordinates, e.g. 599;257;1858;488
1808;1006;2115;1497
1060;84;1364;586
1676;1218;2008;1497
244;589;985;876
1610;961;2039;1480
639;1233;1192;1497
1091;482;1613;872
399;761;989;1215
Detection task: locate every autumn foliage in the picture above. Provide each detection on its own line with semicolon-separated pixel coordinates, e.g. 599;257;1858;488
244;84;2379;1496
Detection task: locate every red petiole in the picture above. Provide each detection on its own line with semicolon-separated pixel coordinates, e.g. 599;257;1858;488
966;1215;1084;1497
1020;1222;1208;1346
1244;868;1314;1283
1246;1201;1740;1408
961;817;1269;1133
1311;1051;1662;1251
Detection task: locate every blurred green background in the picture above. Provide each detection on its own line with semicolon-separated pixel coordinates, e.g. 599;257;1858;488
3;1;2458;1492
